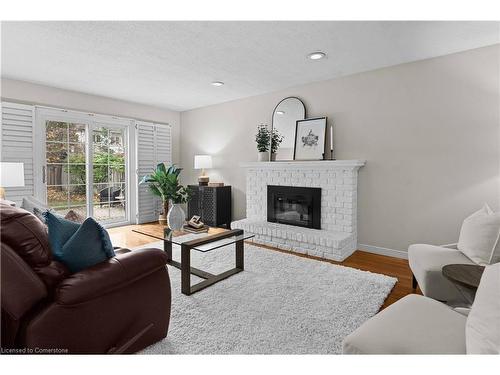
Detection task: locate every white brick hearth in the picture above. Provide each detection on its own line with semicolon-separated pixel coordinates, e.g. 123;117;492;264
232;160;365;261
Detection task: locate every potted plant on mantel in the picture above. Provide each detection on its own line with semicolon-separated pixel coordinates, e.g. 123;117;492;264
270;128;284;161
139;163;191;229
255;124;270;161
255;124;284;161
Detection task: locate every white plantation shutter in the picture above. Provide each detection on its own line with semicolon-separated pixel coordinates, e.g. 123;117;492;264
136;121;157;223
136;121;172;224
0;102;35;205
155;124;172;165
154;124;172;215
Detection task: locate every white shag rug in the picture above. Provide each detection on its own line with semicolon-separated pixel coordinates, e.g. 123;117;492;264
137;238;397;354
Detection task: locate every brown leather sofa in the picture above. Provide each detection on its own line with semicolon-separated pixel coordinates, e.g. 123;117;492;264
1;203;171;354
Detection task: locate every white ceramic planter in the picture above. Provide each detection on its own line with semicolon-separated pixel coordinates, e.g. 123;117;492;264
258;151;269;162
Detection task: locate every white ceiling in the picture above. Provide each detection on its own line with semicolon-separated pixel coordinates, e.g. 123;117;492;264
1;21;499;111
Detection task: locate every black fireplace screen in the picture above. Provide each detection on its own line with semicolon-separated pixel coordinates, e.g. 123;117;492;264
267;185;321;229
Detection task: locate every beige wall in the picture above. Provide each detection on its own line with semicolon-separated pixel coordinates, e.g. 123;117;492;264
1;78;181;164
180;45;500;253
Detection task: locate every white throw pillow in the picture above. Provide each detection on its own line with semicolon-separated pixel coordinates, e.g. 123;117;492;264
21;196;48;222
457;204;500;265
466;263;500;354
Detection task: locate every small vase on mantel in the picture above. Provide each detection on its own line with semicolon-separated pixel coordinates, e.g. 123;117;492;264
258;151;269;162
167;203;186;231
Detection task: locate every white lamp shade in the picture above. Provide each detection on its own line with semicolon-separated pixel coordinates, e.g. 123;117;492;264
0;162;25;187
194;155;212;169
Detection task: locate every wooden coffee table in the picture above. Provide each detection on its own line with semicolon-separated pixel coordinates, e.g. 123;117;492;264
442;264;485;305
133;226;254;295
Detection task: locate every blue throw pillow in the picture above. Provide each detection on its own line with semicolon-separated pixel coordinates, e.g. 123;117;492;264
44;211;115;273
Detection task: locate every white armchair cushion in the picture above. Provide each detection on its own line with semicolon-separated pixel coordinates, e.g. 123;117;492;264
343;295;466;354
466;263;500;354
457;204;500;265
408;243;474;302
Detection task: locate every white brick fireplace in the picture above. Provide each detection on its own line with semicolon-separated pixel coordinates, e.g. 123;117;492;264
232;160;365;261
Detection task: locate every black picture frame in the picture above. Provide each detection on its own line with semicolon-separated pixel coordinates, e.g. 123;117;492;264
293;117;328;161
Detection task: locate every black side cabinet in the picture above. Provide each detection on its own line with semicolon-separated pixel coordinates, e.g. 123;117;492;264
187;185;232;228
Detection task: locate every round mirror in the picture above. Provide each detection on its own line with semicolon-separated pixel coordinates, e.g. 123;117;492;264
272;97;306;161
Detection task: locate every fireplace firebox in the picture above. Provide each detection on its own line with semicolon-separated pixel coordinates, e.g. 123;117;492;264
267;185;321;229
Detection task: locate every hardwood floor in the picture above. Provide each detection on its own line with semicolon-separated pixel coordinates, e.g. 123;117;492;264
108;223;421;309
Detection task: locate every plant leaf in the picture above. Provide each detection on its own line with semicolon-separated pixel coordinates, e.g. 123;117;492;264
156;163;167;174
139;174;154;184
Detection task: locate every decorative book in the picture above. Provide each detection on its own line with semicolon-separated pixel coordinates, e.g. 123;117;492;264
182;224;210;233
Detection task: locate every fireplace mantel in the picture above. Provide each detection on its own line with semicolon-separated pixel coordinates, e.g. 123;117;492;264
240;160;365;169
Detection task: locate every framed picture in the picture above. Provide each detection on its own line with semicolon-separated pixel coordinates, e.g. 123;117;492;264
293;117;327;160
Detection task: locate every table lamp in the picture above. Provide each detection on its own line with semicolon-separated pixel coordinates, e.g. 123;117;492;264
0;162;25;199
194;155;212;186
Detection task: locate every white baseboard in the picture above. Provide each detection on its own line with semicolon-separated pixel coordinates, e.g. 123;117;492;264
358;243;408;259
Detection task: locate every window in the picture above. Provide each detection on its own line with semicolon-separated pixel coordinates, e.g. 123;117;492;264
46;121;88;217
91;126;126;222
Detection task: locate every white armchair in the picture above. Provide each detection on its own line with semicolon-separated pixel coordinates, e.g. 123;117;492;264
408;242;475;302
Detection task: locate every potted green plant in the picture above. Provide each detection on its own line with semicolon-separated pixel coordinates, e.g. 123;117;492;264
255;124;270;161
139;163;191;229
270;128;284;161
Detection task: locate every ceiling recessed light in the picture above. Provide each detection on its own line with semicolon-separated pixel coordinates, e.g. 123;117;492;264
276;111;285;115
211;81;224;87
308;51;326;60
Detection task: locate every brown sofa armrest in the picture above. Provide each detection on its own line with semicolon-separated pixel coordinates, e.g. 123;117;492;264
1;245;47;319
55;248;168;305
